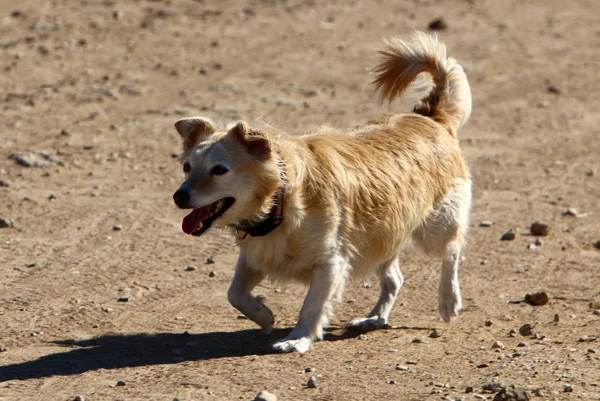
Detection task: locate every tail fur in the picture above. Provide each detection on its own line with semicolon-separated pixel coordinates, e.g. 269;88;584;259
372;32;472;135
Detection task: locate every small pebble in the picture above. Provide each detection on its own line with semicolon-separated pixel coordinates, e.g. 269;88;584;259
118;296;130;302
0;347;8;352
60;129;71;136
547;85;561;94
306;376;317;388
206;257;215;264
593;310;600;316
530;221;549;236
593;240;600;250
74;396;85;401
517;342;527;347
480;221;493;227
0;179;9;187
254;390;277;401
527;243;538;250
304;367;316;373
519;324;533;336
429;329;442;338
428;17;447;30
237;314;248;319
501;229;515;241
0;217;14;228
476;363;489;368
465;386;474;393
115;380;126;386
492;340;505;349
485;319;494;327
563;385;573;393
411;337;423;343
395;364;408;371
208;271;216;277
562;208;578;216
492;386;530;401
482;382;503;393
112;224;122;231
524;291;549;306
185;265;197;271
474;395;486;400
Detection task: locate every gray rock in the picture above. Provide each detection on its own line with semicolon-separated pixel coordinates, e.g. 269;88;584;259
0;179;9;187
482;382;504;393
112;225;122;231
395;364;408;371
9;152;49;167
254;390;277;401
519;324;534;336
480;221;493;227
492;386;530;400
0;217;14;228
306;376;317;388
185;265;197;271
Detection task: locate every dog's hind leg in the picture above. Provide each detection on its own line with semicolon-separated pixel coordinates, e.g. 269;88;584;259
348;255;404;331
227;253;274;333
412;179;471;322
272;256;349;353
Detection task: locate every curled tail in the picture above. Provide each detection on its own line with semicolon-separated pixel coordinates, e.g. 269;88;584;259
372;32;472;136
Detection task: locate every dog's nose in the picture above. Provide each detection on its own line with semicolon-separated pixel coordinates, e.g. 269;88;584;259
173;189;190;208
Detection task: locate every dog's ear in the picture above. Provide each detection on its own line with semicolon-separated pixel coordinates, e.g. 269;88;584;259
174;117;217;154
228;121;271;157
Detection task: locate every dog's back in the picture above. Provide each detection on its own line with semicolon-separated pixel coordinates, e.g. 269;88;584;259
288;33;472;267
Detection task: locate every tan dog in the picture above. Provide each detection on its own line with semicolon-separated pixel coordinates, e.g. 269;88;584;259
173;32;472;353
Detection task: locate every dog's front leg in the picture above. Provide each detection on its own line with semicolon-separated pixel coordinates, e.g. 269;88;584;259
227;253;274;333
272;256;347;354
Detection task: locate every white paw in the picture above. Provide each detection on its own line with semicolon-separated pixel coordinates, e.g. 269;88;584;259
348;316;390;331
438;295;462;322
272;336;313;354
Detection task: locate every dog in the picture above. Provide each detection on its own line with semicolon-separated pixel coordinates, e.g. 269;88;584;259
172;32;472;353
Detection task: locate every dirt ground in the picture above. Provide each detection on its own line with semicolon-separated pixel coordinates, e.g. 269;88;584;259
1;0;599;400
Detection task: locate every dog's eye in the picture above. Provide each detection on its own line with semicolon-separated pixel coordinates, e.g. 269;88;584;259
183;162;191;173
211;165;229;176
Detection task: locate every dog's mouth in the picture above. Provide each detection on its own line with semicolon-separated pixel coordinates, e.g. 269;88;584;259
182;197;235;236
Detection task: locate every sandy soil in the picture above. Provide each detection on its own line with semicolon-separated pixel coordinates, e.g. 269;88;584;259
1;0;599;400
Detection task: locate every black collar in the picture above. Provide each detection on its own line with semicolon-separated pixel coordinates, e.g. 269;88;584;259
234;187;285;239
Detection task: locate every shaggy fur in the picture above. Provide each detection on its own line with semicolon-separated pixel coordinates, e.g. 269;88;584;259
173;32;472;353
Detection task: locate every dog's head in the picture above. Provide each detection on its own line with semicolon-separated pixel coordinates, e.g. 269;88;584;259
172;117;281;236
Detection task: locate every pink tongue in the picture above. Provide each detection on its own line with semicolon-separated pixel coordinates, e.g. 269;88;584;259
182;206;211;234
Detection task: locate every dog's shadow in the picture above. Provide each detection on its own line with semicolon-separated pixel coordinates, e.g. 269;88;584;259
0;327;361;382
